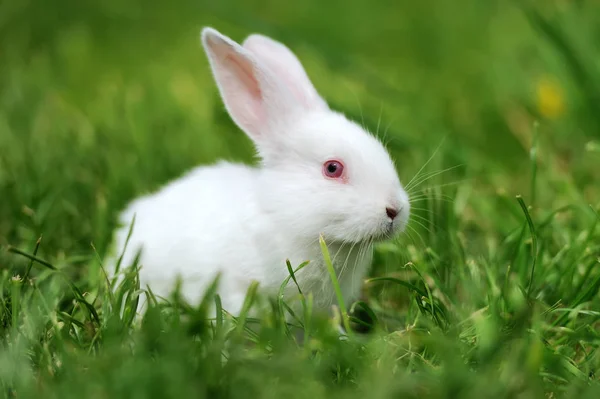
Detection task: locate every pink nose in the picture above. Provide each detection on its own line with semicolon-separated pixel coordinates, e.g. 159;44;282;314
386;207;398;220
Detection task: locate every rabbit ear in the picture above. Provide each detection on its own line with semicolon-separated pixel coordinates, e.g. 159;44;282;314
201;27;299;142
242;33;328;111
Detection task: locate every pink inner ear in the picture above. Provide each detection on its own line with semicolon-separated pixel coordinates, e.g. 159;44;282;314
246;47;309;108
242;36;326;111
225;54;261;99
221;51;266;135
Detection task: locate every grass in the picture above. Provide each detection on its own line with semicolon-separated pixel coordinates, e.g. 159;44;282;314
1;0;600;397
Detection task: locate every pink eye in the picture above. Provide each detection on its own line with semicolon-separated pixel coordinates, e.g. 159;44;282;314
323;160;344;179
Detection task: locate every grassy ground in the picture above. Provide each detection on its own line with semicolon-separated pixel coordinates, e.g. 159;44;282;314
1;0;600;397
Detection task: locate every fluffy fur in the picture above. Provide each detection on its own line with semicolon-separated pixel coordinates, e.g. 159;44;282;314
109;27;410;316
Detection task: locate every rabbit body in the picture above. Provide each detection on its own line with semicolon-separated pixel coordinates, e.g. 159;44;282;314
114;161;371;314
109;27;409;316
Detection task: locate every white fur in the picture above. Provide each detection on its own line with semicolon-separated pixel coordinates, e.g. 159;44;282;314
108;27;410;316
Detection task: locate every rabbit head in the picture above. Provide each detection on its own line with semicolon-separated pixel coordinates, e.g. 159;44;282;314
201;28;409;244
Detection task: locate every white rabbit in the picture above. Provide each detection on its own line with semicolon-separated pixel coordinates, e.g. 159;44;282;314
108;27;410;318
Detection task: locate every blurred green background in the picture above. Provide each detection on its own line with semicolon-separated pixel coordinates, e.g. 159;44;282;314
1;0;598;261
1;0;600;397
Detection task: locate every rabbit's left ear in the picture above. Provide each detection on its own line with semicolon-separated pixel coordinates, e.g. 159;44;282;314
243;33;329;111
202;27;302;144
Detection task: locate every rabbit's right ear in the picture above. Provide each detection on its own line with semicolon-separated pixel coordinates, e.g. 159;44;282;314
201;27;299;143
242;33;328;112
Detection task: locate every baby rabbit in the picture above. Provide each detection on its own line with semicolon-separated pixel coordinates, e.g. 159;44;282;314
109;27;410;317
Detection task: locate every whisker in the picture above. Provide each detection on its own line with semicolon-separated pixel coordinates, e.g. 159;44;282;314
409;208;446;234
409;206;435;214
381;116;398;149
409;198;454;205
407;224;428;251
347;84;365;130
409;218;434;235
352;242;368;293
359;238;375;287
404;136;448;191
338;241;358;281
331;240;359;307
411;178;472;193
410;212;436;226
407;235;424;259
383;115;395;138
332;240;349;266
406;164;464;193
409;193;455;203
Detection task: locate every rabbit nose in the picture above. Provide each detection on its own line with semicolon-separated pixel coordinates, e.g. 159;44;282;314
386;207;398;220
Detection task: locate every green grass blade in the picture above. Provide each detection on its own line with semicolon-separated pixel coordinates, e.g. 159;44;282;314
21;236;42;283
517;195;538;298
319;234;351;335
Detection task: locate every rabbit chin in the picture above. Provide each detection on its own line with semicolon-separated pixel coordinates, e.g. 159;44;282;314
324;219;407;245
